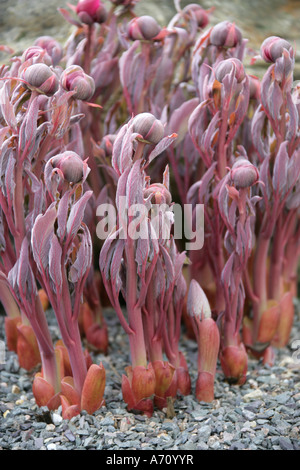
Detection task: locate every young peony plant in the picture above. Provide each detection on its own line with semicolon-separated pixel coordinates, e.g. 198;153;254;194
100;112;186;416
187;279;220;402
31;151;105;418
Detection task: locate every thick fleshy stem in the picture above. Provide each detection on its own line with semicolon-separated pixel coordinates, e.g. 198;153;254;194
143;277;164;364
10;256;60;393
252;232;271;342
84;24;94;75
30;296;61;393
61;268;88;394
268;210;297;301
125;239;148;368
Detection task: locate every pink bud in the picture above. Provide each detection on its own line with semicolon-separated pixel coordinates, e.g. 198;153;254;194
187;279;211;320
210;21;242;48
230;157;259;189
144;183;172;205
34;36;63;66
131;112;164;144
76;0;107;24
61;65;95;101
182;4;209;28
260;36;292;63
23;63;59;96
21;46;52;66
127;15;161;41
215;58;246;83
50;151;87;183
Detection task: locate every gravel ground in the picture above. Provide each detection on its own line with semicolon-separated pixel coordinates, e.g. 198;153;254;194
0;302;300;451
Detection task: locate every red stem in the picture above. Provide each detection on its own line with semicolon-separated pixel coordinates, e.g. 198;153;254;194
13;162;25;256
83;25;94;75
60;266;87;394
125;239;148;368
268;213;285;300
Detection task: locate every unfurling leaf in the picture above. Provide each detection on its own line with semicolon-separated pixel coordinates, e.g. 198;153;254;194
31;204;57;273
66;191;93;241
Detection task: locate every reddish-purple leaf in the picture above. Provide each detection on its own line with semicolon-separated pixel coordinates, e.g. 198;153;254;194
272;141;289;197
221;252;236;294
0;82;17;130
99;228;120;278
4;152;15;208
110;239;125;295
136;235;149;278
259;155;271;205
147;134;178;165
126;160;144;210
111;123;137;176
217;174;231;229
268;80;283;122
9;238;37;303
286;93;298;143
92;57;119;89
69;226;92;284
18;95;45;159
287;150;300;190
160;244;175;291
58;7;82;27
131;53;147;113
119;41;140;113
66;191;93;240
251;105;269;162
167;98;199;146
202;112;220;160
31;204;57;272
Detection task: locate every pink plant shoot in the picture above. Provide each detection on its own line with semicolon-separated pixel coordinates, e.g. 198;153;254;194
187;279;220;402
